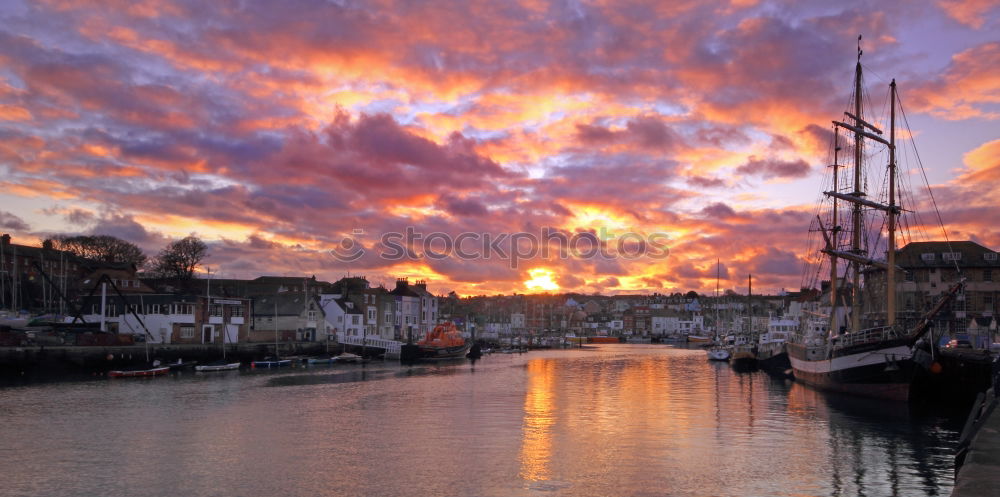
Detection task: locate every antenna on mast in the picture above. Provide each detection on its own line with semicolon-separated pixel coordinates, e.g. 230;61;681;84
857;34;863;62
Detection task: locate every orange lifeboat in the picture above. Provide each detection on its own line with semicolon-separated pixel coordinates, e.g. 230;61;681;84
417;322;470;359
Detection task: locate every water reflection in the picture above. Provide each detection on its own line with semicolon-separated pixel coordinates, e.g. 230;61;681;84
519;359;556;481
0;345;963;497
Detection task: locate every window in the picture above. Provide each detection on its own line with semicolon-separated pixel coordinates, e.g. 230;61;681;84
986;270;993;282
232;306;244;317
352;315;360;325
984;294;993;306
986;253;998;261
943;252;962;261
210;305;223;316
307;310;316;320
904;272;914;282
180;326;195;338
367;309;375;320
921;253;936;262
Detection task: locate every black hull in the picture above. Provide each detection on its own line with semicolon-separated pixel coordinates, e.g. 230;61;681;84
731;356;758;373
756;351;790;375
786;341;915;401
418;343;471;359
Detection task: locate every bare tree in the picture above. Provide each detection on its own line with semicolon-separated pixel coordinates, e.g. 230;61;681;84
154;236;208;279
55;235;147;267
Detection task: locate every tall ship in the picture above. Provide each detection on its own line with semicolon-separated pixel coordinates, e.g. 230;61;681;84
786;38;963;401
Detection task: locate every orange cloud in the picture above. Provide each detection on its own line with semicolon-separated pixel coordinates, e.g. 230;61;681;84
938;0;1000;28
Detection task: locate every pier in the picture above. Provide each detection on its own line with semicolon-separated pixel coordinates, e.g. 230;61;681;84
0;342;328;377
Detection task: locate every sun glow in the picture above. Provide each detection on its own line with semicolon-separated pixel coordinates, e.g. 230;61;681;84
524;268;560;292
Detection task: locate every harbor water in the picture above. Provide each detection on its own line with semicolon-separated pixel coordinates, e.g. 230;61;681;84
0;345;966;496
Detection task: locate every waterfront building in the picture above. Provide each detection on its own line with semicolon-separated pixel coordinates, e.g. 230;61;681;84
863;241;1000;344
252;293;327;342
78;294;251;344
389;278;421;341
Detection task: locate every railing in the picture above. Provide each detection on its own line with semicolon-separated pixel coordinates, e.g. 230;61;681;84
832;326;898;349
336;333;402;359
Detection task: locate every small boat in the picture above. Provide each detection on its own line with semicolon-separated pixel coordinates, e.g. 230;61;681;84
335;352;362;363
195;361;241;372
687;335;712;343
590;336;620;344
167;359;198;371
305;356;338;365
108;366;170;378
731;346;758;372
417;322;470;359
707;347;730;361
251;357;292;368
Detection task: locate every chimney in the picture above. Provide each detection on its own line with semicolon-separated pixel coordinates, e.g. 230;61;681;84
415;280;427;290
395;278;409;291
1;234;9;246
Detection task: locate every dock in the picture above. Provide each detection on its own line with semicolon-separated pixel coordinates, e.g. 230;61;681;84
952;382;1000;496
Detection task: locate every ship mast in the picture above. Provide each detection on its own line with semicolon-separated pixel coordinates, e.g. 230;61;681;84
830;128;840;335
887;79;897;326
850;38;863;333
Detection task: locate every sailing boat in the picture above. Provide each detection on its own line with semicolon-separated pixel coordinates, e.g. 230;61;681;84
786;37;963;401
707;260;730;361
731;274;757;372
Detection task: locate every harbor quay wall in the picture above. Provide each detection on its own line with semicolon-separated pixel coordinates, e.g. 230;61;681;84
0;342;330;376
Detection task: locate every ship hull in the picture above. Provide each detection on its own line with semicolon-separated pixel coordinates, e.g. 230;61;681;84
756;343;791;375
419;342;471;359
787;341;915;401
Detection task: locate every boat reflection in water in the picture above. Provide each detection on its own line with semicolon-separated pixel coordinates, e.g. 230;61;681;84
0;344;962;497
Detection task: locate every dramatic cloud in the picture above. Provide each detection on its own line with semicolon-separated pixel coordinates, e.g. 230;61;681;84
735;156;811;180
0;0;996;295
0;211;30;231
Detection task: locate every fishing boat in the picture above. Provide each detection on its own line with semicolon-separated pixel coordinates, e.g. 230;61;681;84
108;366;170;378
251;357;292;368
756;318;793;375
786;38;963;401
686;335;711;343
195;361;241;372
417;321;470;359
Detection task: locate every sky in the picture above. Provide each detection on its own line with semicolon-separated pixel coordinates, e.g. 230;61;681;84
0;0;998;296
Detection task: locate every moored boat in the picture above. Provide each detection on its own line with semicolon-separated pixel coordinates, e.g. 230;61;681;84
336;352;362;363
417;321;470;359
730;346;757;372
306;356;338;365
686;335;711;343
109;366;170;378
167;359;198;371
786;39;963;401
251;357;292;368
756;318;793;374
707;347;730;361
195;361;241;372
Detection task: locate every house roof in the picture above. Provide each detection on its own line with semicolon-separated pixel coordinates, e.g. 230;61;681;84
254;293;323;316
895;241;999;269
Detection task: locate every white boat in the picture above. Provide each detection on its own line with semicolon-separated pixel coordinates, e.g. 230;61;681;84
195;362;241;372
707;348;730;361
336;352;362;363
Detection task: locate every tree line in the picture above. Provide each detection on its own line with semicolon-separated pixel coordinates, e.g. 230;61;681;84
49;234;208;279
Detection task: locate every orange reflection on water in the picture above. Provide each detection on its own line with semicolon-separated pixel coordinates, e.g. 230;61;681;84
518;359;556;481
